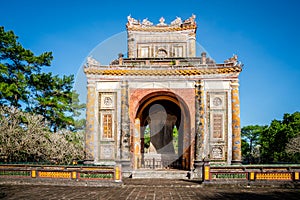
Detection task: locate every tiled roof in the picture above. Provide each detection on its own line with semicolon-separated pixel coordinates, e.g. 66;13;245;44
84;66;242;76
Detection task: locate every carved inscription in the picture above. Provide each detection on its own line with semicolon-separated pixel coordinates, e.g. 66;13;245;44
213;114;223;138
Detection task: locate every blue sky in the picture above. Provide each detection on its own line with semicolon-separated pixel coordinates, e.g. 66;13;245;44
1;0;299;126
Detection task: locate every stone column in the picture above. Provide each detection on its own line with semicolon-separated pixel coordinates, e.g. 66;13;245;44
133;118;141;169
231;80;242;164
120;81;130;165
85;81;96;163
193;80;205;179
195;80;205;161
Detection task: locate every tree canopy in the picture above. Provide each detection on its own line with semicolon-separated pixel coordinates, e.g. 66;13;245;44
0;26;84;132
241;125;267;163
242;111;300;164
0;26;52;107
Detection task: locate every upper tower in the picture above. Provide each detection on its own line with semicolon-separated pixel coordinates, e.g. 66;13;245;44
126;15;197;58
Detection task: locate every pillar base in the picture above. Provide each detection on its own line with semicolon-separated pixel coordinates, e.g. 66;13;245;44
231;160;242;165
190;160;204;180
83;159;95;165
94;161;116;166
119;159;132;178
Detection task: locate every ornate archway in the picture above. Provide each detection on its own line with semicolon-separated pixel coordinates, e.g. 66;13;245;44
134;92;191;170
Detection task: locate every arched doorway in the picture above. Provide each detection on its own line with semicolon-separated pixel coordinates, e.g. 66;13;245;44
134;92;191;170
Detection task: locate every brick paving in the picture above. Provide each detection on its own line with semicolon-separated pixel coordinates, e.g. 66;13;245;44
0;179;299;200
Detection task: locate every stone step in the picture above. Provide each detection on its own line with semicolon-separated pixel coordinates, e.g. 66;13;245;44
131;170;190;179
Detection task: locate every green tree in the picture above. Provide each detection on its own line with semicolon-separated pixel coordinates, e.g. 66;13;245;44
241;125;266;163
28;73;84;131
173;126;178;154
260;120;284;163
143;125;151;150
281;112;300;162
241;139;250;161
71;91;86;132
259;112;300;163
0;26;85;132
0;26;52;107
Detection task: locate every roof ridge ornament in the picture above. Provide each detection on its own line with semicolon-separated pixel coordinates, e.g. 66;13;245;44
157;17;167;26
126;15;197;29
224;54;243;67
183;14;196;25
87;56;100;67
170;17;182;27
127;15;140;26
141;18;153;27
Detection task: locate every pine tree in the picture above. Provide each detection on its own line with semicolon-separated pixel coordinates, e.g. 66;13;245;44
0;26;85;132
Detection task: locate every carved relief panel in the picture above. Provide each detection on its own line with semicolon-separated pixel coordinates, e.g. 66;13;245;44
100;93;115;109
211;146;225;160
99;92;116;160
209;93;226;141
99;92;116;141
100;144;115;160
210;94;225;110
207;92;228;161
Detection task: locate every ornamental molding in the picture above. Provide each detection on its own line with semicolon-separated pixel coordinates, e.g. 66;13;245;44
84;66;242;76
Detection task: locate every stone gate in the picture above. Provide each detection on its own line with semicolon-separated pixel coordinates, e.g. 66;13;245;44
84;15;243;174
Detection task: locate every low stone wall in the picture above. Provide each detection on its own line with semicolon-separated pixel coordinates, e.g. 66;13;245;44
0;163;122;186
205;164;300;183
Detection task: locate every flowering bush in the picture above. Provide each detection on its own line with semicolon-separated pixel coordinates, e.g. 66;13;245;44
0;106;84;164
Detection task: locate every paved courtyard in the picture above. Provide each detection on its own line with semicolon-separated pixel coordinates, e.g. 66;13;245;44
0;179;299;200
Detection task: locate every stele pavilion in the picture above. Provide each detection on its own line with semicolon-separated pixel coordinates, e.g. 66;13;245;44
84;15;243;176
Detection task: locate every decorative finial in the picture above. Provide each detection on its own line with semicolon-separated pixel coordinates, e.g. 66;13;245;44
159;17;165;24
157;17;167;26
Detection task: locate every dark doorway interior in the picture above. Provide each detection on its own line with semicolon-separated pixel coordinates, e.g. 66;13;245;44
138;99;185;169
